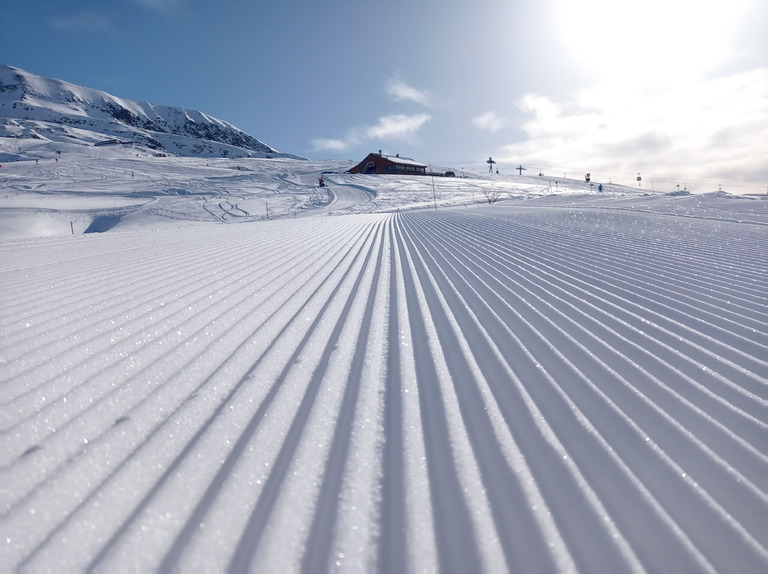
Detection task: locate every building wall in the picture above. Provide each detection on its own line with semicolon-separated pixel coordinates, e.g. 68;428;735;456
348;152;427;175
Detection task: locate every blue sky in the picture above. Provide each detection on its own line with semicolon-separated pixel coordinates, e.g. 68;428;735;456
2;0;767;192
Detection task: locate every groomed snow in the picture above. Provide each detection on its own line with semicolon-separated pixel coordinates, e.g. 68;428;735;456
1;156;767;571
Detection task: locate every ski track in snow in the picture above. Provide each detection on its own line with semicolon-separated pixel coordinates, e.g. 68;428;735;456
1;202;767;571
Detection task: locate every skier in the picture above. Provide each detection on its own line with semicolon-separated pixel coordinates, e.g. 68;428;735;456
318;177;325;187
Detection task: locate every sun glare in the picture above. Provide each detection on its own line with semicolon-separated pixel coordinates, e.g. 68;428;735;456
555;0;745;83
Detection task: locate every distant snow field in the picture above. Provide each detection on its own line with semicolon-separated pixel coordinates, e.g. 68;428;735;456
1;154;767;571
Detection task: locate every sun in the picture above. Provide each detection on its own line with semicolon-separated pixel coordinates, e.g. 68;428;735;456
553;0;745;84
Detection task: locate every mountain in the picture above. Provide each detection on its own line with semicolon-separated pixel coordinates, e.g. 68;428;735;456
0;64;302;160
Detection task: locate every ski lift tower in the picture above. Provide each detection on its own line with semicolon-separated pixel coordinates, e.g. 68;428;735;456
517;165;526;176
487;156;496;173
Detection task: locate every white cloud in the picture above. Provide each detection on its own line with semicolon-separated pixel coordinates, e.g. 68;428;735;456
49;12;110;31
365;114;431;140
311;138;349;152
472;111;506;132
500;68;768;193
312;113;431;153
387;77;431;106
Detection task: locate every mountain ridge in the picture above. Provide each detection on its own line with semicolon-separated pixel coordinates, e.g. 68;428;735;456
0;64;302;160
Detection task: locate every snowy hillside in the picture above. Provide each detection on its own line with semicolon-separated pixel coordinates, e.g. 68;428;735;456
0;64;300;161
0;147;635;239
2;151;767;570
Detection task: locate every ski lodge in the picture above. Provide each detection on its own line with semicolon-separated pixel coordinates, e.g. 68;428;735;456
347;151;428;175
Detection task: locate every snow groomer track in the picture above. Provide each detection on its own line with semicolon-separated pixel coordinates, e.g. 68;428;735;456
2;203;767;571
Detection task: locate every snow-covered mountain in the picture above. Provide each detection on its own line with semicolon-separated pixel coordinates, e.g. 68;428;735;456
0;64;301;160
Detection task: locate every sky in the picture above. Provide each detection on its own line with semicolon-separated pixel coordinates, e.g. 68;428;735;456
1;0;767;193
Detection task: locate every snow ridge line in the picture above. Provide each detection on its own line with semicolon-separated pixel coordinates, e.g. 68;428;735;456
426;213;768;410
4;215;384;567
2;207;767;571
471;206;768;307
0;222;371;492
404;213;768;543
398;210;768;570
464;210;768;334
452;211;768;372
0;221;361;423
398;213;699;571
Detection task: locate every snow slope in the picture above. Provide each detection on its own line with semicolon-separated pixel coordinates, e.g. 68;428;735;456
0;151;595;239
2;172;767;570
